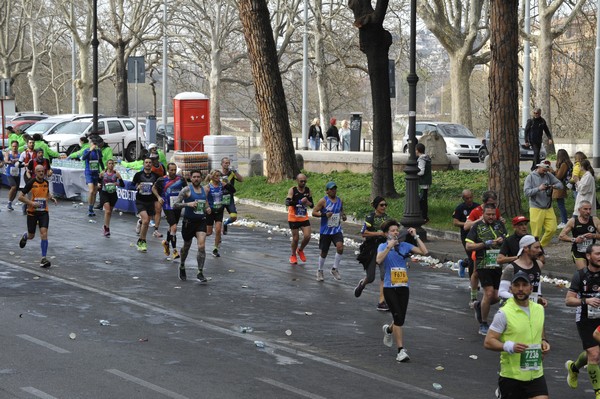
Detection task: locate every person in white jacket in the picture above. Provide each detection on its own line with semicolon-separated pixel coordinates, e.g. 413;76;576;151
574;159;596;217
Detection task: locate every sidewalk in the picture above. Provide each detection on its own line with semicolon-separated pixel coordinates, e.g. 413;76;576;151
234;198;574;281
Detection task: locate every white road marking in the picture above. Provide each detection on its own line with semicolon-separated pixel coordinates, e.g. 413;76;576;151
257;377;328;399
17;334;70;354
106;369;190;399
21;387;59;399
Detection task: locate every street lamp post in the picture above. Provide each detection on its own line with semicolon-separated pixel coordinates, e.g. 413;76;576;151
400;0;423;233
161;0;168;126
92;0;99;134
301;1;309;150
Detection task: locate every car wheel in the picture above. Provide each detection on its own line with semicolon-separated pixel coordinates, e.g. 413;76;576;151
66;144;80;156
125;142;139;162
478;147;488;163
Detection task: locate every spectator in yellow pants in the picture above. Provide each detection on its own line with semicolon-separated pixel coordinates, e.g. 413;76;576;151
524;161;563;248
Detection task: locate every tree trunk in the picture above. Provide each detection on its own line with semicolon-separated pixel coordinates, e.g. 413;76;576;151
114;41;129;116
349;0;396;198
535;5;554;154
314;0;330;129
449;51;474;130
27;25;40;112
76;44;92;114
488;0;521;217
209;46;222;135
237;0;299;182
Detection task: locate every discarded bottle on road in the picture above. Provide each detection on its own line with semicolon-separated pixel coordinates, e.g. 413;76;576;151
240;326;253;333
254;340;265;348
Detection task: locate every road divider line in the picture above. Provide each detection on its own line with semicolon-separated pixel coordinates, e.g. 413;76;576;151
17;334;70;354
106;369;190;399
21;386;59;399
257;377;328;399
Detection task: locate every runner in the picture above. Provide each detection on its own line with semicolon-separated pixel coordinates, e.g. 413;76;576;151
377;220;428;363
26;148;52;180
484;271;550;399
565;243;600;396
498;216;534;266
452;189;480;279
81;139;104;217
205;169;235;257
5;140;21;211
312;181;346;281
355;196;391;311
221;157;243;235
172;169;212;282
465;203;507;335
285;173;313;265
18;164;57;268
18;138;38;215
558;200;600;270
131;158;160;252
149;152;166;238
153;162;187;260
98;159;124;237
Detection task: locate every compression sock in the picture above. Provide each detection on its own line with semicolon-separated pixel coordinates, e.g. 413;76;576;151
171;234;177;249
574;350;588;370
588;363;600;391
166;231;172;243
333;253;342;269
470;289;478;300
318;256;326;271
41;240;48;257
197;248;206;271
88;205;93;212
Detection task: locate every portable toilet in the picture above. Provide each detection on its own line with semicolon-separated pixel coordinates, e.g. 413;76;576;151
173;92;210;152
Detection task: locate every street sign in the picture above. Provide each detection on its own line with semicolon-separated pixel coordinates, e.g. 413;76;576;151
127;56;145;84
0;78;12;98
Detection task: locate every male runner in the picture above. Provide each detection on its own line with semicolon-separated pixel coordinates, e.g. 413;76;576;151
132;158;160;252
285;173;313;264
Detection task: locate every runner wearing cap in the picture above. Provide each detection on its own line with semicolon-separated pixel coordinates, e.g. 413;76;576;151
81;139;104;217
499;235;547;307
498;216;546;266
312;181;346;281
285;173;313;265
558;200;600;270
524;161;563;247
484;270;550;399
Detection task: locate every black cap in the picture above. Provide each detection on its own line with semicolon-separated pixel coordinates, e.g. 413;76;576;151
512;270;531;284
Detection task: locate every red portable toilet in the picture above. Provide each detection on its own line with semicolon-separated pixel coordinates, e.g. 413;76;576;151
173;92;210;152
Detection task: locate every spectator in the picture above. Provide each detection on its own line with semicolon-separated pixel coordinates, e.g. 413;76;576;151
416;143;431;223
574;159;596;217
524;108;553;171
308;118;323;150
552;149;573;228
326;118;340;151
339;120;351;151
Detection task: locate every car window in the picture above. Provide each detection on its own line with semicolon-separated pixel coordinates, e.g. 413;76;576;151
123;120;135;130
107;120;124;134
414;124;428;137
438;124;475;138
55;121;91;135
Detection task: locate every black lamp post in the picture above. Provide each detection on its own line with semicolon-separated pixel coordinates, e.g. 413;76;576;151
92;0;99;134
400;0;423;233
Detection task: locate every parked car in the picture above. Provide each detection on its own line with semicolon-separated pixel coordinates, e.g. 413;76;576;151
156;123;174;151
402;122;482;163
26;114;95;137
9;119;39;132
45;116;146;161
478;128;546;162
11;112;49;121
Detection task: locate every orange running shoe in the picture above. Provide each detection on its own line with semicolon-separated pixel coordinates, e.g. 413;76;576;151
289;255;298;264
297;250;307;262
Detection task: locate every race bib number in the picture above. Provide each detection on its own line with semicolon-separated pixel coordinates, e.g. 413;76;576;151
520;344;542;371
222;194;231;205
484;249;500;268
194;200;205;215
577;239;593;253
140;182;153;195
9;166;19;176
34;198;47;211
588;304;600;319
104;183;116;193
529;292;539;304
89;160;99;171
390;267;408;287
327;213;341;228
295;204;307;217
169;195;178;209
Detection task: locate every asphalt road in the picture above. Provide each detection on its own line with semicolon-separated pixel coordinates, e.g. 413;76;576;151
0;191;593;399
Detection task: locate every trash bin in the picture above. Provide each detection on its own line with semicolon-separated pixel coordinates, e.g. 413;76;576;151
349;112;362;152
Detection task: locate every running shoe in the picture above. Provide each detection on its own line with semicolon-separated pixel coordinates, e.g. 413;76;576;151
565;360;578;389
153;229;163;238
179;267;187;281
469;298;477;309
396;348;410;362
149;220;155;228
557;222;566;229
136;240;144;252
140;241;148;252
103;225;110;237
135;219;142;235
458;259;466;278
223;223;228;235
330;268;341;280
197;271;208;282
7;203;14;211
212;248;220;257
88;210;96;217
162;240;170;256
377;301;390;311
289;255;298;265
172;249;180;260
297;249;306;262
382;324;393;347
40;257;51;269
316;270;324;282
19;232;28;249
479;322;489;336
354;279;365;297
474;300;483;324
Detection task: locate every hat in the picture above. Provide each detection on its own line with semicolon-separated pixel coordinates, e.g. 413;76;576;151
512;270;531;284
536;161;551;169
517;235;537;256
325;181;337;190
6;126;14;132
148;143;157;150
512;216;529;225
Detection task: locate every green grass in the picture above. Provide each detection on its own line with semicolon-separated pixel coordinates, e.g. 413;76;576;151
235;169;576;232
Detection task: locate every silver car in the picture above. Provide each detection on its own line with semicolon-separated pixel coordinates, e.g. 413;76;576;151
402;122;482;163
479;128;546;162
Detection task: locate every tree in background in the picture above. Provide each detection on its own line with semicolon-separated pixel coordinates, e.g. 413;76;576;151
349;0;397;198
237;0;299;182
488;0;521;217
